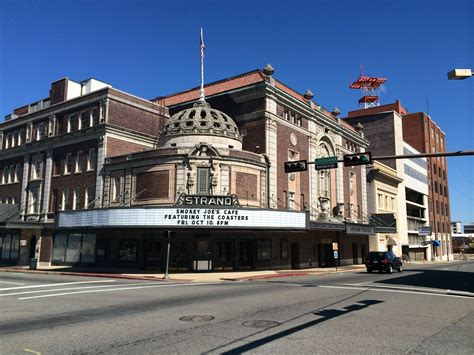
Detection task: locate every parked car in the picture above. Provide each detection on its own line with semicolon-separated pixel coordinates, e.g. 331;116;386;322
365;251;403;274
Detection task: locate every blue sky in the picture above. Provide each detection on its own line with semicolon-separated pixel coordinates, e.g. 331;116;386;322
1;0;473;227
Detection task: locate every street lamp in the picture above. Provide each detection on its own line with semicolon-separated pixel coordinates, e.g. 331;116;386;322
447;69;472;80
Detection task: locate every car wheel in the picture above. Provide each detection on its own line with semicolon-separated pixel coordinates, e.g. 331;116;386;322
398;264;403;272
388;265;393;274
367;268;373;273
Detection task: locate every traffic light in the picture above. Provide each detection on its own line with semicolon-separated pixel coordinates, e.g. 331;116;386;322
343;152;372;167
284;160;308;173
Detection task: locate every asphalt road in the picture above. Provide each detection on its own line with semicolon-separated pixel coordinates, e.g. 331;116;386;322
0;261;473;354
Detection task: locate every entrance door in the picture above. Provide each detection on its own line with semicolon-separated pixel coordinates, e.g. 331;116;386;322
352;242;358;264
319;243;333;267
239;240;254;269
144;239;162;270
361;244;367;263
291;243;300;269
29;235;37;259
214;240;233;270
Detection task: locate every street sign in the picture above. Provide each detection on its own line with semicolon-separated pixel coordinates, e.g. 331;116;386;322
418;226;432;236
315;156;338;170
333;251;339;259
332;242;339;250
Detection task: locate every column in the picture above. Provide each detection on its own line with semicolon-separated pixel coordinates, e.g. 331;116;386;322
20;154;30;218
265;117;278;209
95;136;106;207
41;150;53;218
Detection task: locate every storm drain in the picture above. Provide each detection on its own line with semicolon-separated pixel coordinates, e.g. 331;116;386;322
242;320;280;329
179;315;215;322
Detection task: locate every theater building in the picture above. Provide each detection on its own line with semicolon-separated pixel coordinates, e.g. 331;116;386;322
2;66;375;271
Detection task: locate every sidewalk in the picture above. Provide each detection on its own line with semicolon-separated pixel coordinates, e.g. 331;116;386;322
0;264;368;283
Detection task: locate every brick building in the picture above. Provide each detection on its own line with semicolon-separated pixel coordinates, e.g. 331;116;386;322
2;67;376;271
0;78;168;266
402;111;452;260
345;100;452;261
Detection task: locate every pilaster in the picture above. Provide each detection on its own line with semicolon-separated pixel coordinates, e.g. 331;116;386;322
95;136;106;207
20;154;30;218
41;150;53;217
265;116;278;209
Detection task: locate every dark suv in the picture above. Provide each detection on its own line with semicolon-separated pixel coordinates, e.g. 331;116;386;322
365;251;403;274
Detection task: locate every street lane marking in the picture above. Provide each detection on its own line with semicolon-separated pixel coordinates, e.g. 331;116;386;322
0;282;160;297
24;349;40;354
19;282;215;300
0;280;116;291
316;284;474;299
0;281;26;285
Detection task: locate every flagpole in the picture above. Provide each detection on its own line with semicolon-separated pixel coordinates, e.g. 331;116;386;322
200;28;205;101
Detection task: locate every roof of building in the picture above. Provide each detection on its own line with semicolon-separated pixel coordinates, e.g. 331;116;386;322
153;68;350;129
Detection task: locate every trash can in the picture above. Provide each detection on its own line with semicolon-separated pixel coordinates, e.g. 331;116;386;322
29;258;38;270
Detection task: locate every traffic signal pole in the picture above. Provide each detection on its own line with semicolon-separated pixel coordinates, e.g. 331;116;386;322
302;150;474;166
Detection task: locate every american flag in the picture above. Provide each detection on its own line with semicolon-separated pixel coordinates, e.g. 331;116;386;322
200;28;205;59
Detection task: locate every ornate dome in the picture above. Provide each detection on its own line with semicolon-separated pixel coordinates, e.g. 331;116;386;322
160;100;243;149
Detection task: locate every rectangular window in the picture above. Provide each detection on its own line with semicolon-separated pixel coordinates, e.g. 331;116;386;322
85;186;95;208
112;176;121;200
52;234;67;263
14;163;20;182
280;239;288;259
75;151;83;173
119;240;138;262
67;115;74;132
87;148;96;171
29;187;39;214
65;153;72;174
54;157;61;176
288;191;295;210
73;187;81;210
31;159;41;180
197;168;210;195
62;188;69;210
257;239;272;261
65;234;82;263
81;234;96;263
79;111;89;130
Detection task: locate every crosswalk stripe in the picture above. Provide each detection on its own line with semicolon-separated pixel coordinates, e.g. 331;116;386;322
0;282;160;297
0;280;116;291
18;282;215;300
0;281;26;285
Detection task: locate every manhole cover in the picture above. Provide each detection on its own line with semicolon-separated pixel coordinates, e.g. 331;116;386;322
242;320;280;329
179;315;215;322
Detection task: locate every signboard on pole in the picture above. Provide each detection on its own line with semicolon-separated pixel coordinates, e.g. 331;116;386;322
315;156;338;170
418;226;432;236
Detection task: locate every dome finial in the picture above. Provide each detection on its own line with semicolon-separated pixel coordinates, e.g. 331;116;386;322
199;28;206;102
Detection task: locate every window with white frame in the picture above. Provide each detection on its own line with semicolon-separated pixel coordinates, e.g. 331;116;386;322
76;151;83;173
67;115;72;133
18;130;23;145
80;111;89;129
5;134;11;149
9;165;14;183
2;166;7;184
87;148;96;171
36;123;47;141
61;188;69;211
32;159;41;180
112;176;121;201
65;153;72;174
73;187;81;210
349;171;355;196
14;164;19;183
288;191;295;210
29;186;40;214
85;185;95;208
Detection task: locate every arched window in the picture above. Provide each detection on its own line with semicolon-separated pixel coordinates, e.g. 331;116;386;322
318;143;331;200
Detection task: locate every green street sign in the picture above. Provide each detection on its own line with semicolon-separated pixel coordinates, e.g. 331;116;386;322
315;156;338;170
